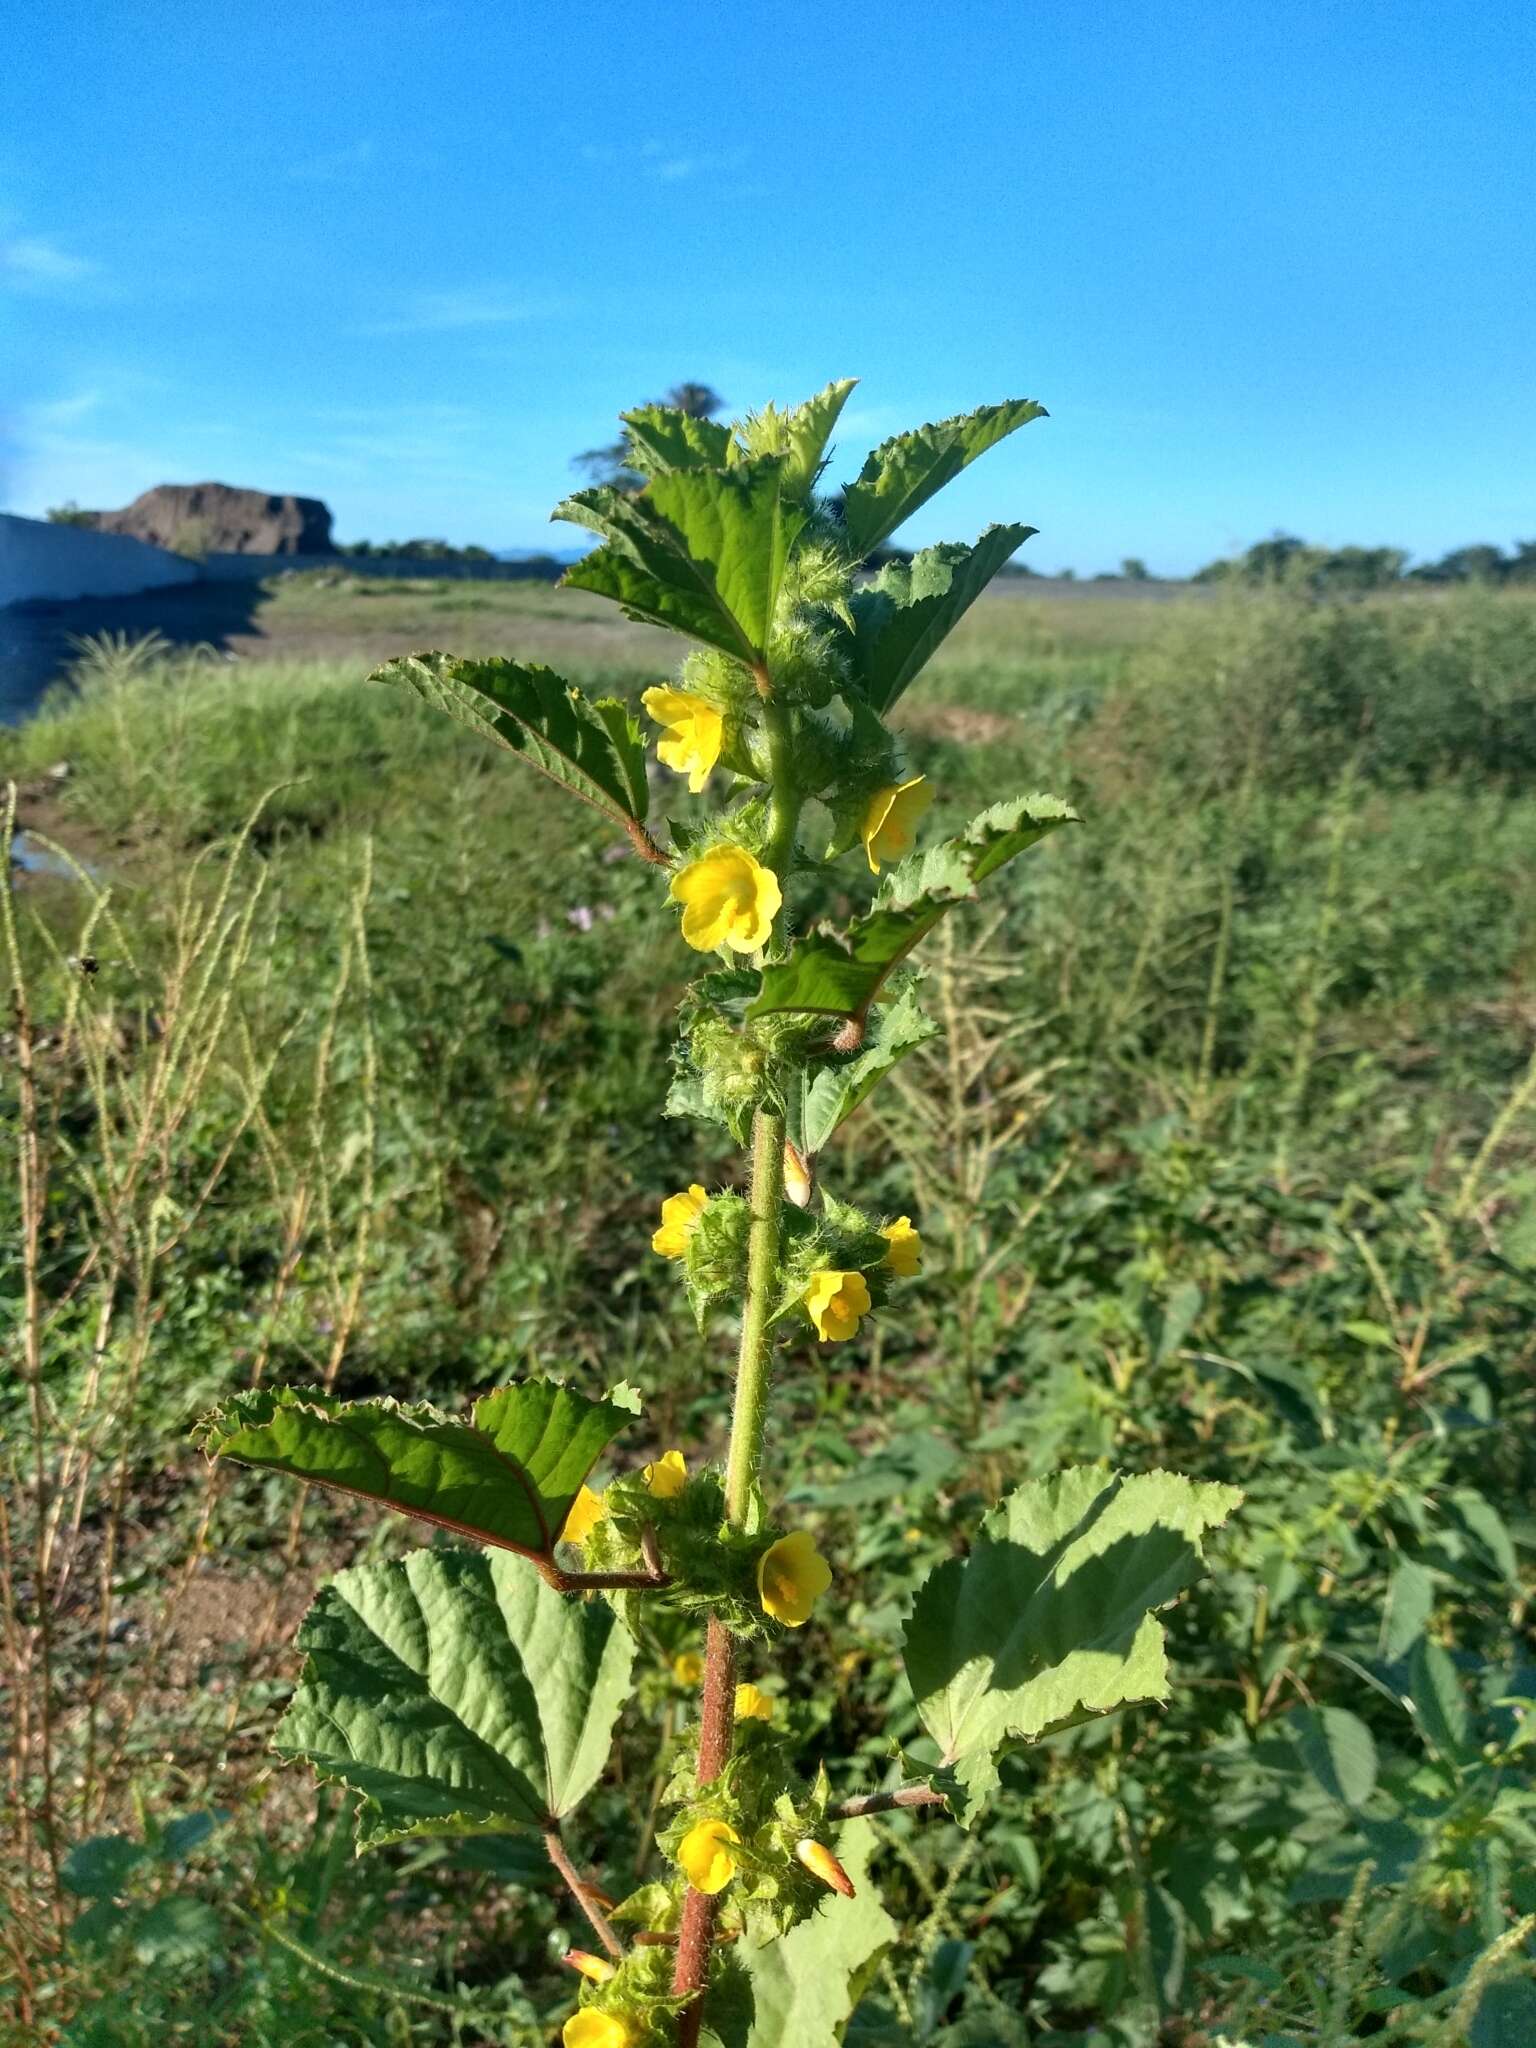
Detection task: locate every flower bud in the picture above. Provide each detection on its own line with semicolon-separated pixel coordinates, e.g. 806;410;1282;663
795;1836;856;1897
783;1139;813;1208
562;1948;616;1983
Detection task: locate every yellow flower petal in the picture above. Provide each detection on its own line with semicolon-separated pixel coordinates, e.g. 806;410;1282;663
652;1184;708;1259
561;1485;605;1546
757;1529;832;1628
734;1682;774;1723
669;846;782;954
642;686;724;795
879;1216;922;1277
860;776;933;873
677;1817;741;1895
563;2012;633;2048
672;1650;704;1686
803;1269;872;1343
644;1448;688;1500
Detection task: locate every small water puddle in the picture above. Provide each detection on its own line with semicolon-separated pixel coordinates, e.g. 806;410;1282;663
10;830;94;881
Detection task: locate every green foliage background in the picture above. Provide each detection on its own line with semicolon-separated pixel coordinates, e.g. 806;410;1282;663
4;574;1535;2044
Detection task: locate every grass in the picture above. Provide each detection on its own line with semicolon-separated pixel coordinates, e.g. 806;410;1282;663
4;579;1536;2044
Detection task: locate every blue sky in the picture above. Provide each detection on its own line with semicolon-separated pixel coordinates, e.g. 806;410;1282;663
4;1;1533;573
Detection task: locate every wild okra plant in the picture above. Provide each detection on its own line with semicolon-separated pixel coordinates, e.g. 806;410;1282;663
198;382;1240;2046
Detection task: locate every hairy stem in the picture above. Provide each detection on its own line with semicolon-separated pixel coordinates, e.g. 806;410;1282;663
724;1108;788;1521
543;1827;623;1960
674;1109;787;2036
827;1784;947;1821
760;695;801;882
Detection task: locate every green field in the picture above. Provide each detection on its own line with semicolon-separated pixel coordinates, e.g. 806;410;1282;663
5;577;1536;2045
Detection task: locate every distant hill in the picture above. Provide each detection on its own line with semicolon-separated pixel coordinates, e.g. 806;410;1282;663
78;483;335;557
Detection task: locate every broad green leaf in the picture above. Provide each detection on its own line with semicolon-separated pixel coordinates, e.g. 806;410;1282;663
847;524;1036;712
705;1820;895;2048
647;462;808;655
61;1835;149;1899
1289;1706;1378;1808
197;1380;636;1561
561;538;749;660
1407;1637;1473;1762
557;460;808;662
131;1897;223;1968
276;1547;635;1845
751;794;1077;1027
903;1467;1240;1822
371;653;649;829
1450;1488;1520;1586
799;987;938;1157
1382;1556;1435;1660
753;377;859;494
621;404;735;475
840;399;1047;559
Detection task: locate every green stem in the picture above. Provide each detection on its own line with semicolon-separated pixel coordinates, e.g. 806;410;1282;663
760;694;800;882
674;687;796;2040
724;1107;787;1522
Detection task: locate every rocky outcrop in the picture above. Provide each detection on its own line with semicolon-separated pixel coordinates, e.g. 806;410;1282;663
88;483;336;557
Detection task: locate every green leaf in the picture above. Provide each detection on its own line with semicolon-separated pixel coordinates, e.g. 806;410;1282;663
775;377;859;493
276;1547;635;1845
706;1820;896;2047
371;653;649;830
1407;1638;1473;1763
621;404;736;474
562;538;749;659
840;399;1047;559
557;460;808;662
903;1467;1240;1822
1450;1488;1520;1586
197;1380;636;1562
799;987;937;1157
647;463;808;656
1382;1557;1435;1660
847;524;1036;712
61;1835;149;1899
131;1897;223;1968
751;794;1078;1027
1289;1706;1378;1808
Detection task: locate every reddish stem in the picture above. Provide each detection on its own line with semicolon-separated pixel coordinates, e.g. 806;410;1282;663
543;1827;624;1959
826;1783;946;1820
672;1615;738;2044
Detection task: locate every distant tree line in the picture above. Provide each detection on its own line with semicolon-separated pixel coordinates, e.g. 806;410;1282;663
1192;533;1536;594
338;538;501;562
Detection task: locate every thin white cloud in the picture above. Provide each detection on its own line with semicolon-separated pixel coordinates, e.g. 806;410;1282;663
584;140;749;184
27;390;105;429
2;235;96;289
359;288;563;337
288;138;377;182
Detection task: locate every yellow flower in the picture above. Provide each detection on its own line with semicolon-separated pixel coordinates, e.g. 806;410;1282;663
879;1216;922;1277
563;2013;632;2048
669;845;782;953
860;776;933;873
734;1682;774;1723
672;1649;704;1686
796;1837;856;1897
561;1485;605;1545
644;1449;688;1500
676;1817;741;1895
652;1184;708;1259
757;1530;832;1628
803;1269;871;1343
642;685;724;794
